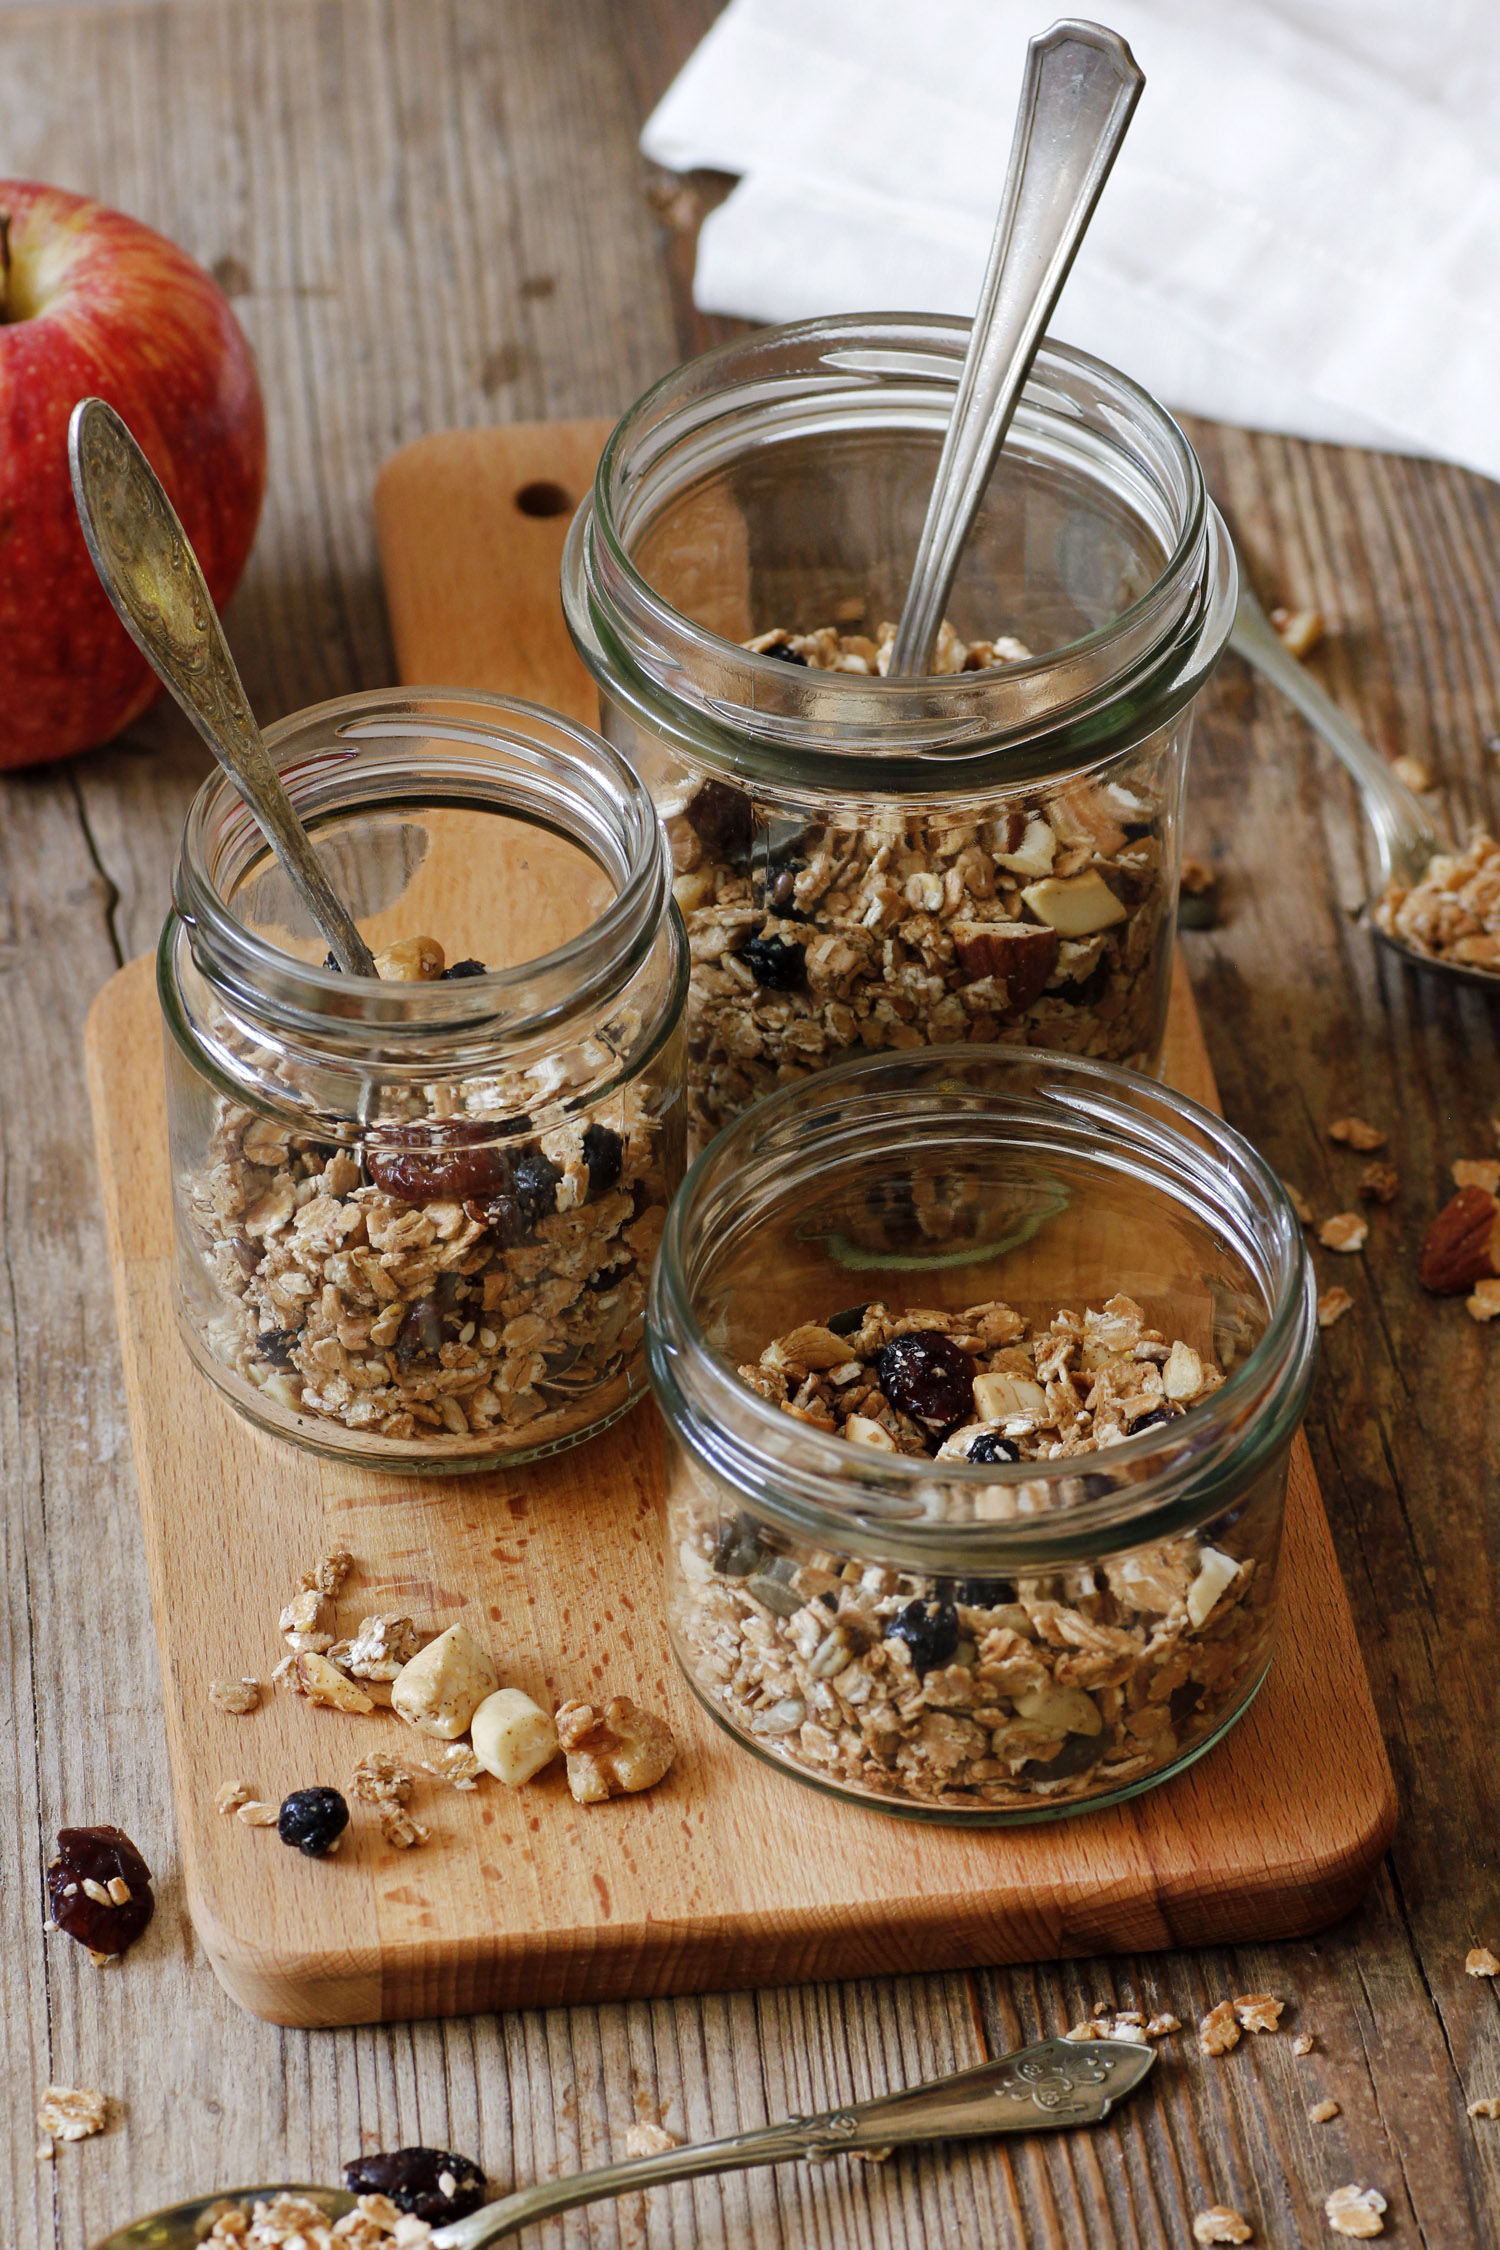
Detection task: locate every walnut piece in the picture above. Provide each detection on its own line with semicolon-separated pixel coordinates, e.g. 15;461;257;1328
1467;2097;1500;2118
1233;1993;1284;2034
209;1678;262;1716
1327;1116;1385;1150
1199;2000;1241;2056
1324;2184;1386;2238
1318;1212;1368;1255
37;2085;109;2142
1192;2211;1252;2246
1467;1945;1500;1976
555;1696;676;1803
303;1548;355;1598
1317;1287;1354;1330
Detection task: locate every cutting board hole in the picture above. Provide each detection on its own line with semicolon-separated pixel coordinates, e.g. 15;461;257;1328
515;480;572;518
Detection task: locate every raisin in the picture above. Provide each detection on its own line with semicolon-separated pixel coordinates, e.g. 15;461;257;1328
965;1431;1020;1464
954;1577;1015;1607
884;1598;960;1676
875;1331;976;1430
1020;1732;1105;1782
684;777;752;860
47;1825;155;1957
368;1119;512;1203
475;1146;559;1247
581;1121;623;1194
1129;1406;1177;1435
439;957;488;979
763;641;808;664
737;935;805;990
277;1787;348;1857
713;1512;767;1578
394;1296;448;1366
342;2149;487;2223
258;1327;300;1367
825;1303;871;1337
1169;1679;1205;1726
584;1259;631;1293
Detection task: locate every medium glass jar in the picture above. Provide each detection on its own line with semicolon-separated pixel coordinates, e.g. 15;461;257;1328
563;316;1235;1147
159;689;687;1471
649;1046;1315;1824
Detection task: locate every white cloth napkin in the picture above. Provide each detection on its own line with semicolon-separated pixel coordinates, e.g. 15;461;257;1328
642;0;1500;477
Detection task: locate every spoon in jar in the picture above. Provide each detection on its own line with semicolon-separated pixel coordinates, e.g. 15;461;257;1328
67;396;378;977
88;2037;1154;2250
1227;563;1500;988
885;19;1144;678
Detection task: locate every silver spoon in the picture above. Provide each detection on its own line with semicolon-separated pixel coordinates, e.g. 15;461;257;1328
68;396;378;977
1227;563;1498;988
886;19;1144;677
89;2037;1154;2250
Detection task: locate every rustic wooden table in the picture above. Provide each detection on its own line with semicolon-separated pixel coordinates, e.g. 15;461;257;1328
5;3;1500;2244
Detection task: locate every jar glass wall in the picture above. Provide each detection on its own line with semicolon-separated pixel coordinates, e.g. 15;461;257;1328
160;689;687;1471
648;1047;1315;1823
564;319;1235;1146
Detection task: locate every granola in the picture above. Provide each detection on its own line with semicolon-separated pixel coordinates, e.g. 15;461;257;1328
1324;2184;1387;2237
202;2193;433;2250
209;1677;262;1715
1375;830;1500;972
665;619;1174;1141
670;1294;1275;1813
37;2085;109;2141
1192;2211;1252;2246
181;942;677;1451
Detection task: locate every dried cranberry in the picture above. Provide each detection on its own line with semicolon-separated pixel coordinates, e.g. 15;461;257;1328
875;1331;976;1430
277;1787;348;1857
395;1296;449;1366
439;958;488;979
343;2148;487;2223
738;934;805;990
48;1826;155;1957
368;1119;512;1203
684;777;752;860
965;1431;1020;1464
884;1599;960;1676
582;1121;623;1194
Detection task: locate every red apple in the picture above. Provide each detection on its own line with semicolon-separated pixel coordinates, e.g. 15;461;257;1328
0;181;267;768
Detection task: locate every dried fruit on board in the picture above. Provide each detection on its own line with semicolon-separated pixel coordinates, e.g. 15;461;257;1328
47;1826;154;1958
1418;1186;1500;1294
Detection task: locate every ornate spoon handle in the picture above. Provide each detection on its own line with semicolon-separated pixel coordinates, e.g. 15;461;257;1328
68;397;376;976
429;2037;1155;2245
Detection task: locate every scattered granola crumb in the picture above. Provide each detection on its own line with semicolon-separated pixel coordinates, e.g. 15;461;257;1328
1328;1117;1385;1151
351;1752;413;1806
377;1803;430;1849
1358;1162;1399;1206
418;1744;483;1791
1324;2183;1386;2237
1271;606;1325;659
1467;1945;1500;1976
1467;2097;1500;2119
1234;1994;1285;2034
1199;2001;1241;2056
209;1678;262;1716
1376;830;1500;971
1283;1180;1315;1226
1466;1280;1500;1322
1193;2208;1252;2245
215;1779;252;1816
37;2085;109;2142
205;2192;435;2250
1319;1213;1368;1254
1453;1159;1500;1193
36;2139;54;2162
236;1800;279;1827
556;1696;677;1803
1292;2032;1315;2056
623;2121;680;2158
305;1548;355;1598
1146;2011;1182;2039
1391;755;1432;793
1318;1287;1355;1330
1309;2099;1341;2123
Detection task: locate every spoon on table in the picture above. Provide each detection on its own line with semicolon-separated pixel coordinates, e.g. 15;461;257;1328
885;19;1144;678
1227;562;1500;989
90;2036;1154;2250
67;395;378;977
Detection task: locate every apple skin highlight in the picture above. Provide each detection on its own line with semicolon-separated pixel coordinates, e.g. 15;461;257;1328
0;180;267;767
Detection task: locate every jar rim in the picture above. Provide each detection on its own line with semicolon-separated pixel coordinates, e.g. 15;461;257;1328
172;687;671;1051
565;318;1235;784
648;1043;1317;1570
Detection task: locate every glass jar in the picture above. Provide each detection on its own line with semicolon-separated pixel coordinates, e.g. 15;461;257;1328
649;1046;1315;1824
159;688;687;1471
563;316;1235;1148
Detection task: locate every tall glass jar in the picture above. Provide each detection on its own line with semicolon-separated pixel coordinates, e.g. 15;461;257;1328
563;317;1235;1147
649;1046;1315;1824
159;689;687;1471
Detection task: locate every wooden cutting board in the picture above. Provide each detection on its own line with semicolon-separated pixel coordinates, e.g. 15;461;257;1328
81;421;1395;2030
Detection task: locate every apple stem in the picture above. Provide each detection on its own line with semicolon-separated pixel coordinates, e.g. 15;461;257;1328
0;210;10;323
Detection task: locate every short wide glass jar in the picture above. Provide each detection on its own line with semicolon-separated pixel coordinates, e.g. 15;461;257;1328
160;689;687;1471
649;1047;1315;1824
563;317;1235;1147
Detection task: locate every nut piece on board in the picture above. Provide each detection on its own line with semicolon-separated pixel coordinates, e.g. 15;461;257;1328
556;1696;676;1803
1324;2183;1386;2237
1192;2211;1252;2246
293;1651;375;1714
1419;1187;1500;1294
37;2086;109;2142
471;1688;560;1786
391;1624;499;1740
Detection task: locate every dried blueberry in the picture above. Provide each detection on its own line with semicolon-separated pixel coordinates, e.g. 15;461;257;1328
965;1431;1020;1464
1020;1732;1105;1782
584;1259;631;1293
875;1330;976;1431
394;1295;449;1366
47;1826;155;1957
1129;1406;1177;1435
1169;1679;1205;1726
884;1598;960;1676
582;1121;624;1194
368;1119;512;1203
277;1787;349;1857
473;1145;560;1247
825;1303;871;1338
342;2148;487;2223
257;1327;300;1367
954;1578;1015;1608
684;777;752;860
439;957;488;978
713;1512;767;1578
762;640;808;664
737;934;805;990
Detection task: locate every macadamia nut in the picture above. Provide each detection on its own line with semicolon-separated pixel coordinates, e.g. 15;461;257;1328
390;1624;498;1739
471;1688;559;1786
